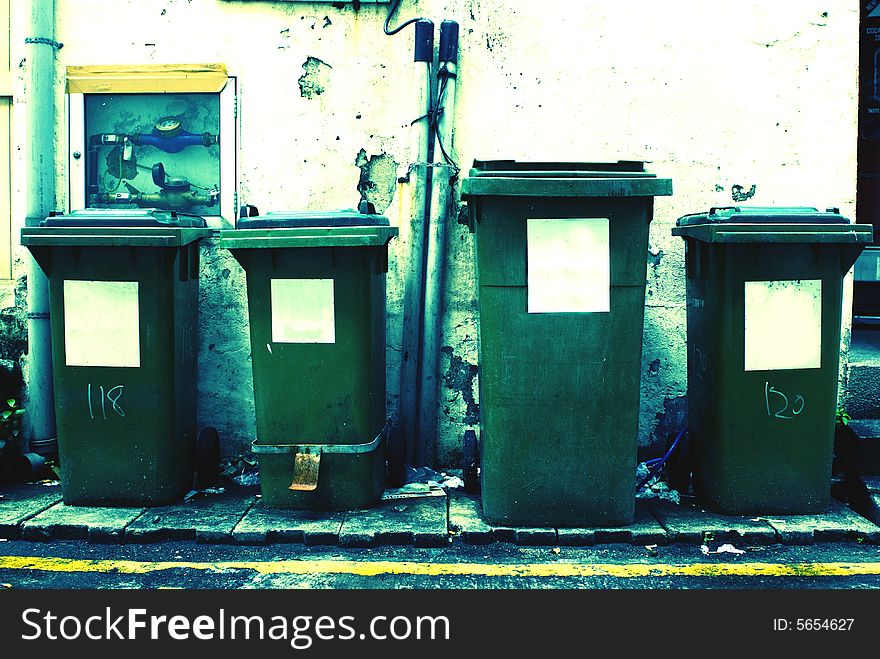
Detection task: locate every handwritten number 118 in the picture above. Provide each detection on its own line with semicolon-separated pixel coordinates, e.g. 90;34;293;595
87;384;125;420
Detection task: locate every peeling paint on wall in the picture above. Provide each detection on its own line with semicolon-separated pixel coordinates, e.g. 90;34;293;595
298;57;332;99
648;395;688;457
440;345;480;426
196;238;255;457
731;183;757;202
0;273;28;365
355;149;399;213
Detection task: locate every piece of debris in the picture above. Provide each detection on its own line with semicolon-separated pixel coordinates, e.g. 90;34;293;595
381;483;445;501
700;543;746;556
635;462;681;504
219;454;259;487
232;471;259;487
550;546;561;555
183;486;226;502
645;544;659;557
1;583;12;589
404;465;463;490
441;475;464;489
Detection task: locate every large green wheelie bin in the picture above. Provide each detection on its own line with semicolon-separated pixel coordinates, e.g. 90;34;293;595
220;207;398;510
673;207;873;515
21;209;211;506
460;160;673;527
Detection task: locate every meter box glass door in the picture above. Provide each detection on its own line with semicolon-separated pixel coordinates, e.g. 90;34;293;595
67;64;238;228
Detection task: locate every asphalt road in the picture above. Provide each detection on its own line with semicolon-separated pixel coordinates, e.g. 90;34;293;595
1;538;880;589
3;540;879;653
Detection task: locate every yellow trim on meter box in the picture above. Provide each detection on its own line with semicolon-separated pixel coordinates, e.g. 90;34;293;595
66;63;228;94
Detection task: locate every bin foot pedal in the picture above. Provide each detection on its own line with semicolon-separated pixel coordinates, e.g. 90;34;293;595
290;449;321;491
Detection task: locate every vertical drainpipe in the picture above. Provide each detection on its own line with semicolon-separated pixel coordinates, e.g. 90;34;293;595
416;20;458;467
399;19;434;466
23;0;58;453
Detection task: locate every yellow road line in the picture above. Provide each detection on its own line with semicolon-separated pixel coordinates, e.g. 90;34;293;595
2;555;880;578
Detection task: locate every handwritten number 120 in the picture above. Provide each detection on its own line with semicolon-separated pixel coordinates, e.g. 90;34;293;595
764;382;805;420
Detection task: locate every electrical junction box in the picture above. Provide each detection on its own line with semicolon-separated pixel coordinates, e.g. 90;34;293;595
66;64;238;229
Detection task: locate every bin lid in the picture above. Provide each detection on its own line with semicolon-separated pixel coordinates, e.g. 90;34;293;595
40;208;207;228
460;159;672;197
672;206;874;244
236;208;389;229
676;206;850;226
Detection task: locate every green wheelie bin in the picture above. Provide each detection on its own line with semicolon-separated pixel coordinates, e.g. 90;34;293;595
673;207;873;515
21;209;211;506
460;160;673;527
220;207;398;510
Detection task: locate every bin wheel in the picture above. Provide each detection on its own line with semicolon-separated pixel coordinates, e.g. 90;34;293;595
386;425;407;488
194;427;220;490
463;429;480;494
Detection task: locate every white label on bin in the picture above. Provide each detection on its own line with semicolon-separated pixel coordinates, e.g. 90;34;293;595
744;279;822;371
271;278;335;344
526;217;610;313
64;280;140;368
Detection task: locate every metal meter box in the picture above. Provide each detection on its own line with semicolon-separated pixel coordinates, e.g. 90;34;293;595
66;64;238;228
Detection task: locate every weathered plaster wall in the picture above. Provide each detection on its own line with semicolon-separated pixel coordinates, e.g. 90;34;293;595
8;0;859;466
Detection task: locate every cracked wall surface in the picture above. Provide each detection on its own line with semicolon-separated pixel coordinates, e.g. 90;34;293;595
298;56;332;99
3;0;860;464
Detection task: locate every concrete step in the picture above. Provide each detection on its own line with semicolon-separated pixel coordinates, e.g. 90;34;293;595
844;327;880;419
859;477;880;527
848;418;880;476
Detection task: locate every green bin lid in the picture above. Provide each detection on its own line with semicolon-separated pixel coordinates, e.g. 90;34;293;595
672;206;873;244
676;206;849;226
41;208;207;228
469;159;654;176
236;208;388;229
460;159;672;197
220;203;397;249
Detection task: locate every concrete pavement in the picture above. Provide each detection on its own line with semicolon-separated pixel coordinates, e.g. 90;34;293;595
2;480;880;549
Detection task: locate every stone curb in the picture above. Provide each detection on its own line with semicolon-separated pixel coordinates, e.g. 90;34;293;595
3;485;880;547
